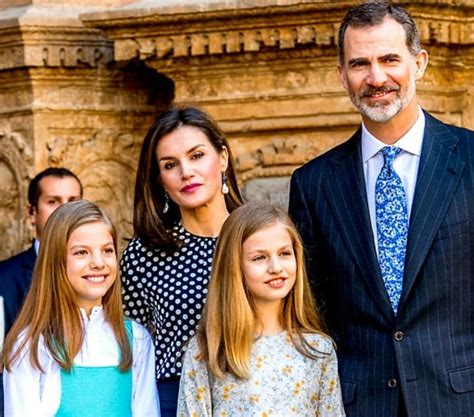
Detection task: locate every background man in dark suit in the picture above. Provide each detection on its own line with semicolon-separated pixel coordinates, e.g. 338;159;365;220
289;2;474;417
0;167;82;414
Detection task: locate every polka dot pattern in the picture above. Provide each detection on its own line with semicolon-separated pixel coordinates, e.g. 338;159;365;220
120;223;217;380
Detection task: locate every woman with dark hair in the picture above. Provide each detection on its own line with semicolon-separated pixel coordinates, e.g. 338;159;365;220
121;106;243;416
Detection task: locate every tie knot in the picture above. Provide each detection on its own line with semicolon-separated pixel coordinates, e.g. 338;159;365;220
381;146;401;167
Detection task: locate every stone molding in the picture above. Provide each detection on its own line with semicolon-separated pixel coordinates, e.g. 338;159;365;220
82;1;473;65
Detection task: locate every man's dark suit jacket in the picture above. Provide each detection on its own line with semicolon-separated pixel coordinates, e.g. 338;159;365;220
0;244;36;416
289;112;474;417
0;244;36;335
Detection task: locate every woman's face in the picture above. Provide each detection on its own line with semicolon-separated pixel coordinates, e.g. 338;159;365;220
156;125;228;212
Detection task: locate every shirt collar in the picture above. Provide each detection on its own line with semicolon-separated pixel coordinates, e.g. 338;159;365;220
34;238;40;255
361;107;425;163
79;305;104;322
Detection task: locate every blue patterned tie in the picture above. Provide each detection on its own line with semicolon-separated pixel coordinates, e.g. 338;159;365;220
375;146;408;314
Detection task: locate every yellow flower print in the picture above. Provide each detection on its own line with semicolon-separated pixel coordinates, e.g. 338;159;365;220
293;380;303;396
256;356;264;369
282;365;292;375
327;379;336;394
196;386;206;401
222;384;236;400
249;394;260;404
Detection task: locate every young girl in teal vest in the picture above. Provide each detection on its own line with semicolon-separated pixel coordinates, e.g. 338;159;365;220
3;200;159;417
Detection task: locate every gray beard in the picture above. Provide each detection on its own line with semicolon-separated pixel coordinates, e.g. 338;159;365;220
350;79;416;123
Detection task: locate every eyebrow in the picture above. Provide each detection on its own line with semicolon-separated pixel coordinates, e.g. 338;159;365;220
348;53;402;67
158;144;207;162
69;241;114;249
247;245;293;254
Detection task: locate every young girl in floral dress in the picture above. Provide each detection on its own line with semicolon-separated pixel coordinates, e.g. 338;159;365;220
177;202;345;416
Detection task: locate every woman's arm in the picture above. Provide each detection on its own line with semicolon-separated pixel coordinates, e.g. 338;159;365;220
120;242;152;326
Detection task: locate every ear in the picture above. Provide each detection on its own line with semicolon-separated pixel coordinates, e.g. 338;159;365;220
220;146;229;172
27;204;36;225
414;49;429;80
337;63;349;91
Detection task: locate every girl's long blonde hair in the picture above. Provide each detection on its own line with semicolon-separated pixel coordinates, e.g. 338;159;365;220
197;202;327;379
3;200;132;373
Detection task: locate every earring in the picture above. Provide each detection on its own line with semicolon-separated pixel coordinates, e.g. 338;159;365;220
221;172;229;195
163;192;169;214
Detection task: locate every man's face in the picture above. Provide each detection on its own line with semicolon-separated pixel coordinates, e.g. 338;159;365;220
29;176;82;240
338;17;428;124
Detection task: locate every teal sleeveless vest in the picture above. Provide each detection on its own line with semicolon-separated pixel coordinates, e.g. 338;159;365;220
55;320;133;417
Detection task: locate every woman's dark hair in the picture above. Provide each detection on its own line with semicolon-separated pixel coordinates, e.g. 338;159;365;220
133;106;243;250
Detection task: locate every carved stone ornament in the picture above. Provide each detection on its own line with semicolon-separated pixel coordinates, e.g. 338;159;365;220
0;128;33;259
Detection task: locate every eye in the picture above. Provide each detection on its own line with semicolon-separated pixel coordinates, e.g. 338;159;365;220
280;250;293;257
349;61;366;69
47;199;60;205
73;249;88;256
163;161;177;170
104;247;115;254
251;255;265;262
191;151;204;160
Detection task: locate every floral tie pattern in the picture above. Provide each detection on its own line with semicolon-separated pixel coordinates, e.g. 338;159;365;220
375;146;408;314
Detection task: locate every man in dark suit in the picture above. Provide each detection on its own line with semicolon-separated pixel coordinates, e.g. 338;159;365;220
289;3;474;417
0;167;82;413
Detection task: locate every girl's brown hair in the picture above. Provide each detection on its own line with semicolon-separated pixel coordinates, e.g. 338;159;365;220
197;202;327;379
3;200;132;373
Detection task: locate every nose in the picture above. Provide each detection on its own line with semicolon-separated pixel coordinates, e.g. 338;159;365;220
180;160;194;179
366;63;387;87
268;256;283;274
90;252;105;269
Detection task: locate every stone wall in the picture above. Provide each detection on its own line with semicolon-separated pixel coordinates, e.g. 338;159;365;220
0;0;473;259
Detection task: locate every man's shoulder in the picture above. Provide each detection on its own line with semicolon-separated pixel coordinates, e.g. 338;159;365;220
0;246;36;275
424;111;473;141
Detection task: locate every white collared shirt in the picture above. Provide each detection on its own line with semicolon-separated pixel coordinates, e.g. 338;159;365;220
362;107;425;254
3;307;160;417
33;238;40;255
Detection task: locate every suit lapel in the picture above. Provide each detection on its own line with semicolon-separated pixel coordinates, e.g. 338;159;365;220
399;113;465;310
324;131;394;321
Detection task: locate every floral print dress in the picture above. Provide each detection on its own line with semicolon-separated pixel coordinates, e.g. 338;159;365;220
177;331;345;417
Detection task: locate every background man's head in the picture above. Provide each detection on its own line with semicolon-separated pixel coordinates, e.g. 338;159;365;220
27;167;83;240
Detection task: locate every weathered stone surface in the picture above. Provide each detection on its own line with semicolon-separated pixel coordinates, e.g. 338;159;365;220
242;176;291;210
0;0;473;259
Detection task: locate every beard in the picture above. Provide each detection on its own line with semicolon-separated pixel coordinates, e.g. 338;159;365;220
349;76;416;123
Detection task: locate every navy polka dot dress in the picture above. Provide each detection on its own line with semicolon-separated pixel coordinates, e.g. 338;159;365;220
120;223;217;380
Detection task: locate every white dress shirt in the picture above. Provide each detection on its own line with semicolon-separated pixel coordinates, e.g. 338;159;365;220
362;107;425;254
3;306;160;417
